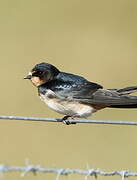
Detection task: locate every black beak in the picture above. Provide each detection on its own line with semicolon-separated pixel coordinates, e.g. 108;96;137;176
24;75;32;79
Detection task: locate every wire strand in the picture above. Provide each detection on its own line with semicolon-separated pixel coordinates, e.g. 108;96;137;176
0;164;136;179
0;115;137;126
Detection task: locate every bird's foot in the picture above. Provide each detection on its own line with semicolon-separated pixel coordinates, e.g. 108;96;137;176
62;116;76;125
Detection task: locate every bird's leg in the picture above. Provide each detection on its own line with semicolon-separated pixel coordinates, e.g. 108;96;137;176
62;116;76;125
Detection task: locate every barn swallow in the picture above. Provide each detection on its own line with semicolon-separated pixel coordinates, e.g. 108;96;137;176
24;62;137;124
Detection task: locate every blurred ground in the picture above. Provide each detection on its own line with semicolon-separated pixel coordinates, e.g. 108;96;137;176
0;0;137;180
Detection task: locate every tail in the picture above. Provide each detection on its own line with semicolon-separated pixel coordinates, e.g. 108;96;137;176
110;104;137;108
109;86;137;108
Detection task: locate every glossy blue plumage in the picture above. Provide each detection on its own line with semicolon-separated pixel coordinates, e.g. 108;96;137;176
38;72;102;99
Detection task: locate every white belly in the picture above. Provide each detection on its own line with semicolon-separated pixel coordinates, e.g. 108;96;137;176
39;90;96;118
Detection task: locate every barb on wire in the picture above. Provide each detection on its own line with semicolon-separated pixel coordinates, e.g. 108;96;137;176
0;115;137;126
0;164;136;179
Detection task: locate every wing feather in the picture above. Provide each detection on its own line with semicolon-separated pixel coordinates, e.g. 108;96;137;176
73;89;137;105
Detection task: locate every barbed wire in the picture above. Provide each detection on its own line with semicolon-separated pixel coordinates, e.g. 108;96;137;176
0;163;136;179
0;115;137;180
0;115;137;126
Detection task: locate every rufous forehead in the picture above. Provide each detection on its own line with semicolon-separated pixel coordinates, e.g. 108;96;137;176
29;71;37;76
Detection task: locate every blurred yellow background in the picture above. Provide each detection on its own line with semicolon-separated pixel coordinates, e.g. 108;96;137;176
0;0;137;179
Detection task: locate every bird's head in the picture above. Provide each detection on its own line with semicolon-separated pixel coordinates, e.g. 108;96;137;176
24;62;60;86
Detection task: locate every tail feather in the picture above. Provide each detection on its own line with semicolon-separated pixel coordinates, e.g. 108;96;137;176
117;86;137;95
109;104;137;108
109;86;137;108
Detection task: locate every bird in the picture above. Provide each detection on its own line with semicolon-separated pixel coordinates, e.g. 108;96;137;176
24;62;137;124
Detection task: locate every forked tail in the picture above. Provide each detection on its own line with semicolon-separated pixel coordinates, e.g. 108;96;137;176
109;86;137;108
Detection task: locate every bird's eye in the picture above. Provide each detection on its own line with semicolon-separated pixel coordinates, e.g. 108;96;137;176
32;71;43;76
38;71;43;75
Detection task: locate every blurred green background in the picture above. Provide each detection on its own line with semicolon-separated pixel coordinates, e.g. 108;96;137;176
0;0;137;179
